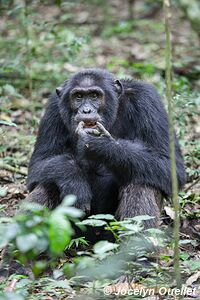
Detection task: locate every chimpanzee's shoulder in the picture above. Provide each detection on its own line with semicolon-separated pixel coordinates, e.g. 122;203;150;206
121;78;159;96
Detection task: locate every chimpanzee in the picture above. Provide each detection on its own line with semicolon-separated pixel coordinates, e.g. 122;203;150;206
27;68;186;229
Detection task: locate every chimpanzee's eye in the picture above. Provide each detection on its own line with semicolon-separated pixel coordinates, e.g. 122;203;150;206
76;93;83;99
91;92;98;99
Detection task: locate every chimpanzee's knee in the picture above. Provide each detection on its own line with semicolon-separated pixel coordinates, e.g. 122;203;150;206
115;184;162;228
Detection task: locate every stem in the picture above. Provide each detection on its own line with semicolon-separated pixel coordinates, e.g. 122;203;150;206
0;161;27;176
184;176;200;193
127;0;135;20
24;0;32;101
164;0;181;290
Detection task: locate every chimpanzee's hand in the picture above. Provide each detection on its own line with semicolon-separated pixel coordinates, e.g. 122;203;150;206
76;121;113;140
76;121;114;159
76;121;100;138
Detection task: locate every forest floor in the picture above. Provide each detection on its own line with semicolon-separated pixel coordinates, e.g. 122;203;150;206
0;1;200;299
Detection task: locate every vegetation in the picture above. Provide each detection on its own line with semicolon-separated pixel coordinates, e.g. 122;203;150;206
0;0;199;299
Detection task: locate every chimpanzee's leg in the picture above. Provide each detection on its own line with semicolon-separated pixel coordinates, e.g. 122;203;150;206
115;184;162;228
26;183;60;209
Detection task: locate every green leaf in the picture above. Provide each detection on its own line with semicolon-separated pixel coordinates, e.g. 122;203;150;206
145;228;163;235
75;256;95;269
0;223;20;247
16;234;38;253
67;237;88;249
63;263;76;278
62;195;77;207
57;207;83;218
32;261;47;277
88;214;115;220
20;200;45;212
48;211;73;255
131;215;155;222
50;280;71;289
180;252;190;261
0;292;25;300
35;238;49;252
94;241;119;254
186;260;200;271
25;216;43;227
122;223;143;233
78;219;106;227
6;223;21;239
0;187;8;197
3;84;16;95
55;0;62;7
0;120;17;127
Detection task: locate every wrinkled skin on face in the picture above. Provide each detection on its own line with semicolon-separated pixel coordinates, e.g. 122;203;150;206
56;69;123;137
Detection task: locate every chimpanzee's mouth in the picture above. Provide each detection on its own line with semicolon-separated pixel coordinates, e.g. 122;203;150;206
83;121;97;128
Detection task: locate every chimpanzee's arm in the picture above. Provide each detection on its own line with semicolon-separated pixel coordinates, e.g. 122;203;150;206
83;136;185;196
79;81;186;196
27;95;92;210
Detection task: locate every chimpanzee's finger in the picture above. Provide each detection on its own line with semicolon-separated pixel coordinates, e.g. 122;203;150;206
96;122;112;137
85;128;101;136
75;121;85;135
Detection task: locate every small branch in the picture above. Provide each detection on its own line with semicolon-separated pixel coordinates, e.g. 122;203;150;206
127;0;136;20
164;0;182;290
0;161;27;176
184;176;200;193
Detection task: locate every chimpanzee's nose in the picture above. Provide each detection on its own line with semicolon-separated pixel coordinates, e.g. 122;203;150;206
83;107;92;114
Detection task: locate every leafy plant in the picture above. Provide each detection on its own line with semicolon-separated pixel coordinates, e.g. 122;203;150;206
0;195;83;276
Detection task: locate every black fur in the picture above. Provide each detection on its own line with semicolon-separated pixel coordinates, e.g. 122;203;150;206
27;68;185;226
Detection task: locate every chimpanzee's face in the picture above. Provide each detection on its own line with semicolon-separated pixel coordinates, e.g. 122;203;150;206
57;69;123;133
69;76;105;129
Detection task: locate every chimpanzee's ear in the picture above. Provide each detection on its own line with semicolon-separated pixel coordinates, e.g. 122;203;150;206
114;79;124;98
55;86;63;98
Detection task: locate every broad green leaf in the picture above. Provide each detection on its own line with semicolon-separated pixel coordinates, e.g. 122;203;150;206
32;261;47;277
50;280;71;289
75;256;95;269
122;223;143;232
94;241;119;254
186;260;200;271
57;207;83;218
35;238;49;252
145;228;163;235
78;219;106;227
131;215;155;222
3;84;16;94
48;211;73;255
88;214;114;220
0;223;20;247
6;223;21;240
0;292;25;300
16;234;38;253
62;195;77;207
25;216;43;227
20;201;44;212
